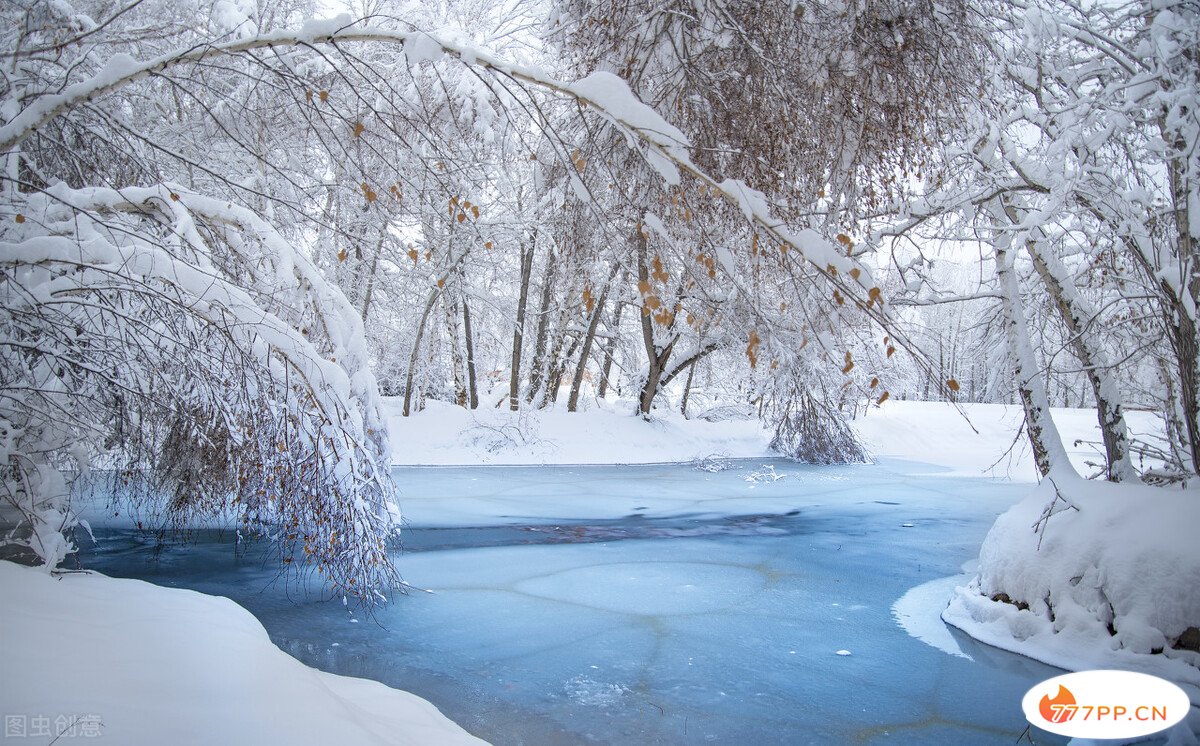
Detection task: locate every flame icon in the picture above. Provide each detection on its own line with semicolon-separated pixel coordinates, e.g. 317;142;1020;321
1039;685;1077;723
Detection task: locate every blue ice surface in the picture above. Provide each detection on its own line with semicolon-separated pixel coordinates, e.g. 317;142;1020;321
79;458;1077;744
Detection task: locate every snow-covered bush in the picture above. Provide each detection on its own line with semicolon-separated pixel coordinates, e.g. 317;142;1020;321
770;390;868;465
461;410;545;454
0;185;401;600
691;454;733;472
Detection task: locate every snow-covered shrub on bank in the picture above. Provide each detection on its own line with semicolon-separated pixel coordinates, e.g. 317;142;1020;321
0;185;401;600
770;390;868;465
945;476;1200;688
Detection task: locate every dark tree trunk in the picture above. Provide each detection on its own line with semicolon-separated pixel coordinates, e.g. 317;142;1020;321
359;234;384;323
402;289;440;417
446;293;467;408
462;293;479;410
598;299;624;400
527;246;557;404
680;361;696;417
1164;119;1200;473
546;333;582;407
568;263;620;412
634;227;672;416
510;234;536;410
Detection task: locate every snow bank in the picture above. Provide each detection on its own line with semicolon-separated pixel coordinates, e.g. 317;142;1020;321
0;561;486;745
386;397;1163;479
384;398;771;465
943;478;1200;706
852;401;1164;481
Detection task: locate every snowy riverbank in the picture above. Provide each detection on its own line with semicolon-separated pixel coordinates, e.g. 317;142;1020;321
385;397;1165;481
386;396;1200;733
943;477;1200;709
7;398;1189;744
0;561;486;745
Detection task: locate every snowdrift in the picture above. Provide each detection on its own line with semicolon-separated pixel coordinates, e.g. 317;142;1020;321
382;397;771;465
384;397;1165;476
0;561;486;745
944;477;1200;707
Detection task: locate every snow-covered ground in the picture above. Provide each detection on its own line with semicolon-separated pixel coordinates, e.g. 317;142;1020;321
0;561;485;745
383;398;770;466
386;397;1165;481
852;401;1166;481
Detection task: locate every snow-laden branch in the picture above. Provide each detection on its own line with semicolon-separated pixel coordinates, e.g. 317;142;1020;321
1;182;400;599
0;16;936;381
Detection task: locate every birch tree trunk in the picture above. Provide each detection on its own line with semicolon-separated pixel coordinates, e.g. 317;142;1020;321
993;217;1076;479
1025;243;1138;481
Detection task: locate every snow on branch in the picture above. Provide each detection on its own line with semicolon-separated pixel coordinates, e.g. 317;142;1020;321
1;183;400;601
0;17;928;375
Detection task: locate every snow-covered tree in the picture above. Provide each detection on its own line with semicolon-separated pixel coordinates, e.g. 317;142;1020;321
875;0;1199;482
10;0;1192;611
541;0;992;432
0;2;951;589
0;184;401;599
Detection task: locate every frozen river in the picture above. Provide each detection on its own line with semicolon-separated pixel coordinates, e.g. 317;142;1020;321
79;459;1072;744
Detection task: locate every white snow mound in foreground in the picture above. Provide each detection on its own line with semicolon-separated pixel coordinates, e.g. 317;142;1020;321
0;561;486;745
944;477;1200;703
